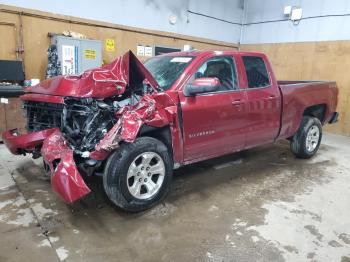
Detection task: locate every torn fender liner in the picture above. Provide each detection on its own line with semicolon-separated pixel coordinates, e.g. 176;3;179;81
94;92;177;153
24;51;159;98
41;129;91;203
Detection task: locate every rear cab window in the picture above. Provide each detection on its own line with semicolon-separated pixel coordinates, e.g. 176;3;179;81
242;56;270;88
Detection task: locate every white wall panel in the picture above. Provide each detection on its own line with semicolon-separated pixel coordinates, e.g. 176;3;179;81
242;0;350;44
0;0;243;44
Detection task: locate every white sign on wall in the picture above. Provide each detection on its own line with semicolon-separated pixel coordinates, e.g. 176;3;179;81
137;45;145;56
144;46;153;57
62;45;76;75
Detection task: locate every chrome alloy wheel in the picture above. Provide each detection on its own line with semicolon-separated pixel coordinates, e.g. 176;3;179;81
306;125;320;152
126;152;165;200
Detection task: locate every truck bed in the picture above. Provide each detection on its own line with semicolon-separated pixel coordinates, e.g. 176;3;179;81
277;80;338;140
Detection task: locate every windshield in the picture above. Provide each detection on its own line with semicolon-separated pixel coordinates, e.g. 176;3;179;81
144;56;194;90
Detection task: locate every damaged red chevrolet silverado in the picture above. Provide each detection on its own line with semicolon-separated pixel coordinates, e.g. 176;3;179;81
2;50;338;212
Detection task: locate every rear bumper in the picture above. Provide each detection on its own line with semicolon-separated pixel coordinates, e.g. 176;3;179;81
329;112;339;124
2;128;58;154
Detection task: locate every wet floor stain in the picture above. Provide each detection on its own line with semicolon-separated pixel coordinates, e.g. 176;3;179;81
0;134;349;261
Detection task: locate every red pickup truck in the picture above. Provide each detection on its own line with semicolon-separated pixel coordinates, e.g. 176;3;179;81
2;50;338;212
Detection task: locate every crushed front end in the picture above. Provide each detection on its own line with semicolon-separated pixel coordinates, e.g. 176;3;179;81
2;51;176;203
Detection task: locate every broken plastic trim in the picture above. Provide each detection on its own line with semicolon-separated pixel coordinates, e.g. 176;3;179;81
94;93;177;154
41;129;91;203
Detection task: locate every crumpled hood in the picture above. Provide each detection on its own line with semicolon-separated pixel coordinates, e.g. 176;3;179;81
25;51;159;99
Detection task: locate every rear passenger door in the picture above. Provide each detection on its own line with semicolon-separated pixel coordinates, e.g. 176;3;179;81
241;55;281;148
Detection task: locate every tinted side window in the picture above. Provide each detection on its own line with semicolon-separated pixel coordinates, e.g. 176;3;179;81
192;56;238;92
242;56;270;88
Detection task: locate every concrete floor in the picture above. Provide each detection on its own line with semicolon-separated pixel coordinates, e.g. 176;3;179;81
0;133;349;262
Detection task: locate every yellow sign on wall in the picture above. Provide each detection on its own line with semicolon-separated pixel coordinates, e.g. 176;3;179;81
84;49;96;60
105;39;115;52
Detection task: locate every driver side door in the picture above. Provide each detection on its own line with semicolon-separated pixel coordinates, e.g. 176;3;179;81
179;56;247;163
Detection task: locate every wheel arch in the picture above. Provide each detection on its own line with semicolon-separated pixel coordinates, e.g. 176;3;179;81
303;104;327;124
138;125;173;158
282;103;327;140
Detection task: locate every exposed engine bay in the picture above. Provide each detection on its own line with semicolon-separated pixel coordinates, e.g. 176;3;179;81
24;87;147;156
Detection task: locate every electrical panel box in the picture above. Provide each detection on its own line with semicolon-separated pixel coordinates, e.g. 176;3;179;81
51;35;102;75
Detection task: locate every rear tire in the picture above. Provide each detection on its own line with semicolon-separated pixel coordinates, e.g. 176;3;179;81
290;116;322;159
103;136;173;212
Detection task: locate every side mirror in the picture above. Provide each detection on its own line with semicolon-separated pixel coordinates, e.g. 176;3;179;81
185;77;220;96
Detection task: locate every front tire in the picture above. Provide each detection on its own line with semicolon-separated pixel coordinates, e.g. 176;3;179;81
290;116;322;159
103;137;173;212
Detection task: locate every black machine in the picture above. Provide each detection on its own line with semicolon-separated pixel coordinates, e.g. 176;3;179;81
154;46;181;56
0;60;25;97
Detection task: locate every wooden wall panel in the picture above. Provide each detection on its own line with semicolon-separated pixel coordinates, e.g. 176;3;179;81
242;41;350;136
0;24;17;60
4;98;26;133
0;104;6;136
0;99;26;140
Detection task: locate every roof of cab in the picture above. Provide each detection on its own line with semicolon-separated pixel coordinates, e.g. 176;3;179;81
157;49;265;58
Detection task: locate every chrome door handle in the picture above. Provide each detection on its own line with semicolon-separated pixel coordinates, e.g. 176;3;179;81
232;100;242;105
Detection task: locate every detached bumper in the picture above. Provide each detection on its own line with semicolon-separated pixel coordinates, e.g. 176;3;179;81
2;128;58;154
41;130;91;203
2;128;91;203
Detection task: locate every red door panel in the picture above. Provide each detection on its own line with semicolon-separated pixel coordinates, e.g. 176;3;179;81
239;54;281;148
245;87;281;147
179;90;247;162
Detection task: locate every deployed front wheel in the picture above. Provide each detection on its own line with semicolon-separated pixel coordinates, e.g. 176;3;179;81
103;137;173;212
290;116;322;159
